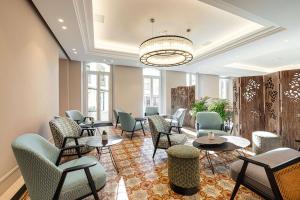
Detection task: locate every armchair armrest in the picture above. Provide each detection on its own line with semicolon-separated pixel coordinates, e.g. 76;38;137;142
74;120;81;124
271;156;300;172
84;116;94;122
54;162;98;199
56;145;85;165
238;156;271;168
63;162;97;173
160;131;172;135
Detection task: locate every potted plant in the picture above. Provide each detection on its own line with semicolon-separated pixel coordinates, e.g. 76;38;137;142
190;96;209;117
207;99;231;121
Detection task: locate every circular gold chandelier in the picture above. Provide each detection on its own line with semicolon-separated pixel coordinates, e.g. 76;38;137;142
139;19;193;67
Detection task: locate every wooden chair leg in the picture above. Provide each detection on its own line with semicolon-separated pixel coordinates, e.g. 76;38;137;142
230;181;241;200
152;147;158;158
131;131;134;140
84;168;99;200
153;133;161;159
177;127;181;133
121;130;124;136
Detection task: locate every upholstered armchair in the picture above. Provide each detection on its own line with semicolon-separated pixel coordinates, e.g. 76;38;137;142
195;112;228;137
65;110;101;128
113;108;123;128
230;147;300;200
12;134;106;200
49;117;95;155
165;108;187;133
145;106;159;116
118;112;145;139
148;115;187;158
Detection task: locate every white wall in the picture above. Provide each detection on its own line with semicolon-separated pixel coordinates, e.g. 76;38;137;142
0;0;59;194
112;65;143;117
197;74;220;99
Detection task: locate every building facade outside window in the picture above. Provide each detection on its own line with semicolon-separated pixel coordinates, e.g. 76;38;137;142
143;68;161;112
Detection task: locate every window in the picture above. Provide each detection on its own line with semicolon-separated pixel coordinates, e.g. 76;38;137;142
85;63;111;122
143;68;161;110
186;73;196;86
219;77;230;99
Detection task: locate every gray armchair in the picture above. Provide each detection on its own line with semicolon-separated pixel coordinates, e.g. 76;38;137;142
195;112;228;137
118;112;145;139
148;115;187;158
165;108;187;133
230;147;300;200
145;106;159;116
49;117;95;155
12;134;106;200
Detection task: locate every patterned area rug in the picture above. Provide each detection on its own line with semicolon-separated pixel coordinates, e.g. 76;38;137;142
22;127;262;200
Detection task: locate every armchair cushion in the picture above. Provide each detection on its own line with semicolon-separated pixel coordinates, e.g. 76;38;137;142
63;137;94;155
59;156;106;200
230;148;300;199
157;133;187;149
65;110;85;124
196;112;223;130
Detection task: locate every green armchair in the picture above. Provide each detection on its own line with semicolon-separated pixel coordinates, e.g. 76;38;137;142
148;115;187;158
12;134;106;200
145;106;159;116
118;112;145;139
195;112;228;137
113;108;123;128
165;108;187;133
49;117;95;155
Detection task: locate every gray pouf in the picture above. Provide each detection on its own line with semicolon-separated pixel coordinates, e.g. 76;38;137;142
167;145;200;195
252;131;282;154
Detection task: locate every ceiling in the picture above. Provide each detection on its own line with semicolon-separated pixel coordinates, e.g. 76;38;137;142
32;0;300;77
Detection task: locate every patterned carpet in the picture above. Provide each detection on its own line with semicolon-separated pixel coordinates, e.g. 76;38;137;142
22;127;262;200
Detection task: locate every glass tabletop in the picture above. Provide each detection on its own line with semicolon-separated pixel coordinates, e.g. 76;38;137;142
193;136;250;152
86;135;123;147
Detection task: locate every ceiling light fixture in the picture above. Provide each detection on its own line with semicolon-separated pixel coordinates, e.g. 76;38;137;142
58;18;64;23
62;26;67;30
139;18;193;67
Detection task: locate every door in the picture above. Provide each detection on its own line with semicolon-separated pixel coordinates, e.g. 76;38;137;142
87;71;111;122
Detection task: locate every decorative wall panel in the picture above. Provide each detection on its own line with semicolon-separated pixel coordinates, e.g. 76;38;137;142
171;85;195;127
240;76;265;141
281;69;300;149
264;72;280;134
232;78;240;135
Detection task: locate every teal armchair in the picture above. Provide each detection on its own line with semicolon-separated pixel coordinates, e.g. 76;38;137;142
12;134;106;200
113;108;123;128
49;117;95;155
65;110;101;128
145;106;159;116
165;108;187;133
118;112;145;139
196;112;228;137
148;115;187;158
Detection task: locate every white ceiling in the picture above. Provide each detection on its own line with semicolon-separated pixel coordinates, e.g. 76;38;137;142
32;0;300;77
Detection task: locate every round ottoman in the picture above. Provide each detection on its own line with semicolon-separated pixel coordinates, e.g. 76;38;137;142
167;145;200;195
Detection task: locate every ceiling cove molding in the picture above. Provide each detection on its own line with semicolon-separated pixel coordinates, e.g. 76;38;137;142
73;0;284;64
192;26;284;63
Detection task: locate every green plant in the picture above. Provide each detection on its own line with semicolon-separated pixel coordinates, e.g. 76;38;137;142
207;99;231;121
190;97;209;117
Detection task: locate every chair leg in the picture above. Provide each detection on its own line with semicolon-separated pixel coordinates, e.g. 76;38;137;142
116;117;119;128
141;122;145;136
230;182;240;200
84;168;99;200
121;130;123;136
152;147;158;158
131;131;135;140
177;127;181;133
153;133;161;159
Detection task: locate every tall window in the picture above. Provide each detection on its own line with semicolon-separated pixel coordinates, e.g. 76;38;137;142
143;68;161;110
219;77;230;99
85;63;111;122
186;73;196;86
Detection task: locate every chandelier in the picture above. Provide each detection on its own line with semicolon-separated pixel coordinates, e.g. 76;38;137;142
139;19;193;67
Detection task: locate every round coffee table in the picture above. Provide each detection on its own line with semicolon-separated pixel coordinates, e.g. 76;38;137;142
193;136;250;174
86;135;123;173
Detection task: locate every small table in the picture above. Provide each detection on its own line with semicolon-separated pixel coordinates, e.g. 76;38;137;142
193;136;250;174
86;135;123;173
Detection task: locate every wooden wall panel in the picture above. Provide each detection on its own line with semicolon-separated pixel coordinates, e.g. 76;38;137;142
264;72;280;134
240;76;265;141
232;78;241;135
171;86;195;127
280;69;300;149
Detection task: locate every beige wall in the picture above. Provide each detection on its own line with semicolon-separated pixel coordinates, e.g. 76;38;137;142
165;71;187;114
0;0;59;195
112;66;143;117
198;74;219;98
59;59;82;115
